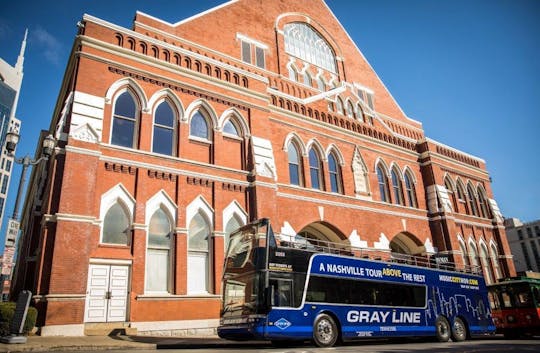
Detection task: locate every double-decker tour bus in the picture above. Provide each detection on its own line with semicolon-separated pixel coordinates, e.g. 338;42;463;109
487;272;540;338
218;219;495;347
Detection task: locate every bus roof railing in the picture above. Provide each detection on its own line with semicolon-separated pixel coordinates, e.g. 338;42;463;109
277;233;482;276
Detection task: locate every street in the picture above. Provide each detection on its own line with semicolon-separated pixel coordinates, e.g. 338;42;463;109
58;336;539;353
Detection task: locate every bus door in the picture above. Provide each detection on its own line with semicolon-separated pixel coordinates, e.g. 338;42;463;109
270;277;293;307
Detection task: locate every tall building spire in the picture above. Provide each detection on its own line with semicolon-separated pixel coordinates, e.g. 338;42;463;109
15;29;28;73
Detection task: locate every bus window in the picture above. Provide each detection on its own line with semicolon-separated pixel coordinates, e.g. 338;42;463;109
270;278;293;307
306;275;426;308
488;291;501;310
501;292;512;307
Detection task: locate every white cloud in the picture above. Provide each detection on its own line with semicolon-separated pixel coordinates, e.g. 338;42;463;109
31;26;64;66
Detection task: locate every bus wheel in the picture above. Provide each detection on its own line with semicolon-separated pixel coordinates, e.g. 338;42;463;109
435;316;451;342
451;317;467;342
313;313;338;347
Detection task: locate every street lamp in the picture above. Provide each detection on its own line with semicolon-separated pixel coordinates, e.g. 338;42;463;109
5;131;56;220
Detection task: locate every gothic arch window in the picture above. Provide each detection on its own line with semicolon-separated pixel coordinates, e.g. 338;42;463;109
477;186;491;219
224;215;243;254
335;97;344;115
444;177;458;212
467;183;479;216
403;170;417;208
188;211;211;294
111;90;138;148
376;163;390;203
391;167;404;206
152;100;177;156
303;70;312;87
317;75;326;91
287;141;303;186
490;244;503;280
190;110;211;141
480;243;494;284
456;181;469;214
283;22;337;72
102;202;130;245
223;119;240;137
308;147;324;190
288;64;298;82
468;241;481;275
458;238;470;269
356;104;364;122
146;208;172;292
346;100;355;119
328;151;342;194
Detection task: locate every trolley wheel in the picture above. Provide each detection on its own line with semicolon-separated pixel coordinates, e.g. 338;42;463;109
435;316;451;342
313;313;339;347
451;317;467;342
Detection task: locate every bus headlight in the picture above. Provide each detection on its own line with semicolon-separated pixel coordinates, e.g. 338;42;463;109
506;315;516;323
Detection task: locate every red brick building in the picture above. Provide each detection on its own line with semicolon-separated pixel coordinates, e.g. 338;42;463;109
12;0;515;336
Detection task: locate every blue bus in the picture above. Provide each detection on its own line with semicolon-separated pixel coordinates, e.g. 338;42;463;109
218;219;495;347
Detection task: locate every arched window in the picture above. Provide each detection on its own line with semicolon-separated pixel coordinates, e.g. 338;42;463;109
288;142;303;186
111;91;138;148
188;212;210;294
335;97;344;115
309;148;323;190
356;104;364;122
459;239;470;269
190;110;210;140
404;171;417;208
467;184;479;216
444;177;458;212
490;244;503;281
469;242;481;275
346;101;355;118
391;168;404;206
283;22;337;72
152;100;176;156
288;65;297;82
146;208;172;292
328;152;342;194
376;164;390;203
456;182;468;214
317;76;326;91
477;187;491;219
223;119;240;136
102;202;130;245
480;244;494;284
224;215;243;254
303;71;312;87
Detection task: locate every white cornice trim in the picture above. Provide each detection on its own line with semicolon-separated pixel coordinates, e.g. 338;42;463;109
98;148;250;186
89;258;133;265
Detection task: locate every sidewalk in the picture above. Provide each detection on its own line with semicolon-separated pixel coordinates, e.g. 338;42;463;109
0;335;267;352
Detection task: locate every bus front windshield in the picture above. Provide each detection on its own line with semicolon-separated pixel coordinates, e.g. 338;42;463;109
489;283;540;309
222;222;269;318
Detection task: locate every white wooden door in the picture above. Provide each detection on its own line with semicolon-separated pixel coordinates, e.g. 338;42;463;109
84;264;129;323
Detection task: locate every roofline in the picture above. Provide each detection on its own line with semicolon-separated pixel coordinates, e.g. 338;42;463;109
425;137;485;163
321;0;416;124
135;0;239;27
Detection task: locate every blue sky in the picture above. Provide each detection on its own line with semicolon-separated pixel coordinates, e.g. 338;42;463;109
0;0;538;246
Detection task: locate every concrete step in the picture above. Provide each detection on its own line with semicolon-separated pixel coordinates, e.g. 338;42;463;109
84;323;137;336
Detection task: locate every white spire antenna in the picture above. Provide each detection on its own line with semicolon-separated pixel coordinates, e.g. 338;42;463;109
15;29;28;73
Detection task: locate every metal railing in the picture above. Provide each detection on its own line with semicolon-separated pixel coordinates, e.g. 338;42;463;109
277;234;482;276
